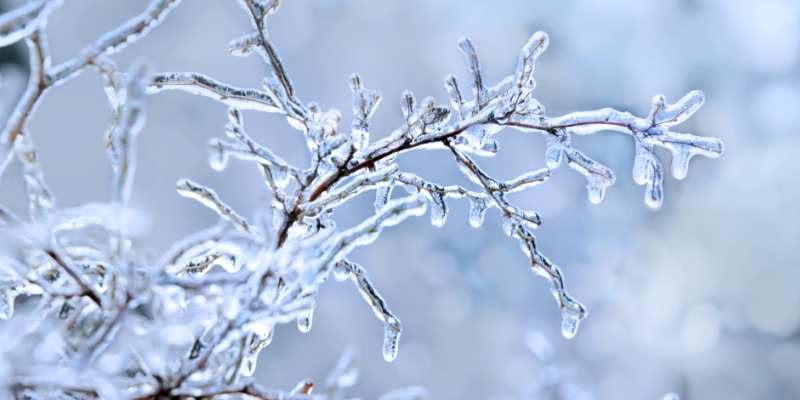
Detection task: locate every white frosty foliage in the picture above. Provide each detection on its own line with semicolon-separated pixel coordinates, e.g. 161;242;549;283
0;0;722;398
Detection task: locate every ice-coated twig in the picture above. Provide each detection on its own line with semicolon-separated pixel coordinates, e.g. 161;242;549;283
0;0;180;178
0;28;52;178
176;179;263;241
0;0;62;47
299;164;399;219
458;37;485;113
235;0;308;128
14;132;54;223
337;259;402;361
147;72;280;113
106;61;149;207
505;220;586;338
314;196;427;269
0;0;725;396
214;107;300;200
350;74;382;150
44;250;103;309
49;0;182;82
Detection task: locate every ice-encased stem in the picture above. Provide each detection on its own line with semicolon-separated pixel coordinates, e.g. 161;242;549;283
337;259;402;362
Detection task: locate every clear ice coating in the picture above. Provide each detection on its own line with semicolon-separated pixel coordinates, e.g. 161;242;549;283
0;0;63;48
0;0;725;396
468;197;487;228
374;184;393;212
297;305;313;333
560;306;583;339
382;325;401;362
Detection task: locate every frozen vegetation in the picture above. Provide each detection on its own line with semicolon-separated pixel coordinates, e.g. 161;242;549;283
0;0;723;399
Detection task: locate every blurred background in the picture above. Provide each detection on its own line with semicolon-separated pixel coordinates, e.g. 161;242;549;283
1;0;798;399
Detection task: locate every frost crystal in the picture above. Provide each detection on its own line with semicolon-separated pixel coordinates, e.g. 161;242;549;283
0;0;723;398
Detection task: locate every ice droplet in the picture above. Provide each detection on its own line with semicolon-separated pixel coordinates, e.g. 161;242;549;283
468;198;487;228
428;192;447;227
586;178;607;204
661;393;680;400
297;307;313;333
560;307;583;339
382;326;401;362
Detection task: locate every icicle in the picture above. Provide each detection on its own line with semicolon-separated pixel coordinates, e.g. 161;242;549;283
382;324;400;362
401;90;416;123
337;259;404;363
208;138;229;171
240;321;274;377
468;197;487;228
564;146;614;204
632;142;651;185
560;306;582;339
545;132;567;169
660;133;723;180
0;287;18;320
241;352;259;377
297;306;313;333
670;145;691;180
644;157;664;211
350;74;382;151
428;191;447;227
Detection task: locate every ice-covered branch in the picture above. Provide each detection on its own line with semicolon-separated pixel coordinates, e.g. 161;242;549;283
147;72;281;113
49;0;182;82
0;0;61;47
176;179;264;241
0;0;724;397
